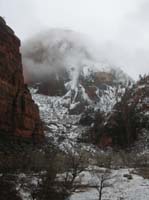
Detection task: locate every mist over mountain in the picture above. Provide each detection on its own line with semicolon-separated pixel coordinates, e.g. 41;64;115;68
1;2;149;199
21;29;131;86
21;28;133;117
20;28;135;150
21;29;95;82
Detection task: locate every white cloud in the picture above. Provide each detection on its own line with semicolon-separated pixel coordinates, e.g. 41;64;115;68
0;0;149;79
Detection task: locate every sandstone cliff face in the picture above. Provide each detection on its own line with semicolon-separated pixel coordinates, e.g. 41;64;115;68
0;17;44;142
91;75;149;148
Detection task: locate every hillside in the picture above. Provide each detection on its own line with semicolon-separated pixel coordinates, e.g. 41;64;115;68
21;29;133;148
21;29;131;114
91;75;149;150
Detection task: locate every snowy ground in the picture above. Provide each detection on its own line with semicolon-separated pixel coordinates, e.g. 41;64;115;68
18;168;149;200
70;168;149;200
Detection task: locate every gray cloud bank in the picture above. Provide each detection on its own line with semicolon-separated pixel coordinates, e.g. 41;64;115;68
0;0;149;79
21;29;102;83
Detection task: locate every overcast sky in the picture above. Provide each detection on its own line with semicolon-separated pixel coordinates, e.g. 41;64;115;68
0;0;149;79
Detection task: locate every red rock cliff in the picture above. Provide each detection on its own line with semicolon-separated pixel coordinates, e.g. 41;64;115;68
0;17;44;142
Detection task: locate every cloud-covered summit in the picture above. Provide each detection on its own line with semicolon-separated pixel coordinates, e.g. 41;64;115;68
21;29;100;82
21;28;131;87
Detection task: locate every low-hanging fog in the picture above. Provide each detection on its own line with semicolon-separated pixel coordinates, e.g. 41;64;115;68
0;0;149;80
21;29;106;85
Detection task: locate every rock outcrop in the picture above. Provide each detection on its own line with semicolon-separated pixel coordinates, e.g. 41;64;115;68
0;17;44;142
91;75;149;148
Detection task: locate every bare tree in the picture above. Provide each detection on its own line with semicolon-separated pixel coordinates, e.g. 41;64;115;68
90;169;114;200
57;144;89;199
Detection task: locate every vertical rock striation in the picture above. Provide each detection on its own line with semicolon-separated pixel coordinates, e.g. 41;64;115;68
0;17;44;142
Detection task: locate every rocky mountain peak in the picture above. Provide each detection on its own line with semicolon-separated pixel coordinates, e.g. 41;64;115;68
21;29;132;115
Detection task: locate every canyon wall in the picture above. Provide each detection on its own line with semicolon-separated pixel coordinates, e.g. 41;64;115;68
0;17;44;142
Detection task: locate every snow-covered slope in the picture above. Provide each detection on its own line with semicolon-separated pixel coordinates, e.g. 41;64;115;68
31;88;88;149
22;29;131;114
20;29;134;149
